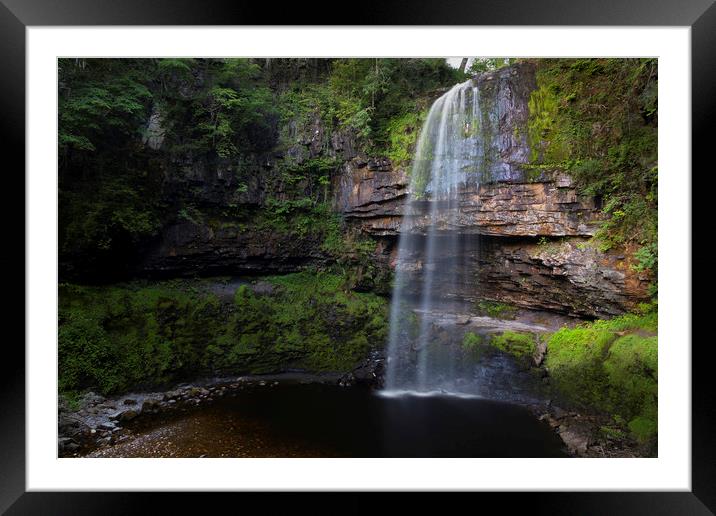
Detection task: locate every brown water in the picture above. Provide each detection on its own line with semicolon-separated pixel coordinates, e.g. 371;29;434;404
88;384;567;458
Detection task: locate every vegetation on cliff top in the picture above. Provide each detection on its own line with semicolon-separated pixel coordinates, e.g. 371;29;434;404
58;58;460;280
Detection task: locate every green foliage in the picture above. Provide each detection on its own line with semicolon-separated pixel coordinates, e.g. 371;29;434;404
604;334;658;443
177;205;204;225
228;198;378;270
466;58;518;75
274;156;339;200
383;109;430;165
205;270;389;373
60;172;164;271
628;416;658;443
158;59;278;156
253;199;341;247
328;58;461;150
59;272;389;395
462;331;483;349
59;282;223;395
599;425;627;440
545;309;658;443
59;59;153;154
526;58;658;287
632;241;658;273
58;58;461;278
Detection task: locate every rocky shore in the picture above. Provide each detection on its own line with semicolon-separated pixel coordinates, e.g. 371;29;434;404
58;355;385;458
59;365;647;459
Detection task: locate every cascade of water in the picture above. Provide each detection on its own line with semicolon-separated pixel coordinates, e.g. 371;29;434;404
384;79;486;394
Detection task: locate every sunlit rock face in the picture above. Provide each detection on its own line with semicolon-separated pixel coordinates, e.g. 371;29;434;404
337;63;603;239
340;176;603;238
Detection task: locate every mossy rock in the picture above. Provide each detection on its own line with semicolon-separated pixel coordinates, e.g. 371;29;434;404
544;310;658;444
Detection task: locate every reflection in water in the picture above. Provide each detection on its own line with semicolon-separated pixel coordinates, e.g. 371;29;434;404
89;384;567;458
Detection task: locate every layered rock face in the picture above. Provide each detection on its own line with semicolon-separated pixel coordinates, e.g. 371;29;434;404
335;63;650;318
140;111;363;277
140;220;328;277
139;62;650;317
338;170;602;238
384;235;644;317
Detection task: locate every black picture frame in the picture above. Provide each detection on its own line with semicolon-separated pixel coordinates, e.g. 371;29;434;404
4;0;712;513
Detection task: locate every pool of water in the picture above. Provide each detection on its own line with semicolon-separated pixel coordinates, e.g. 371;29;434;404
89;383;568;458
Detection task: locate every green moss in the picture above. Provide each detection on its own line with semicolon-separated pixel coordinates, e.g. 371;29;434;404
599;425;627;440
490;331;536;359
59;271;389;395
209;270;388;373
605;334;658;442
59;282;223;395
527;83;569;163
384;108;429;166
545;309;658;443
628;415;658;444
462;332;484;360
476;300;518;320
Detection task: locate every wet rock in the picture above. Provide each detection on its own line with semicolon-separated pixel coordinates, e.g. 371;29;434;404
396;237;647;318
559;422;594;456
110;409;139;422
551;406;568;420
122;398;137;405
349;350;385;387
58;397;70;413
58;415;82;436
539;414;561;429
58;437;80;453
532;336;547;367
338;373;355;387
77;392;105;410
142;399;160;412
164;390;181;401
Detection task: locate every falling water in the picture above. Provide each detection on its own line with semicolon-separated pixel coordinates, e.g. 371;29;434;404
384;79;488;395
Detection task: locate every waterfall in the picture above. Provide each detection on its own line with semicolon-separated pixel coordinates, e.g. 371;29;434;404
384;79;486;395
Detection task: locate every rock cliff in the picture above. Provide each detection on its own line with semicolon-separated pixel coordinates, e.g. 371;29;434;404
332;63;650;317
138;62;650;318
